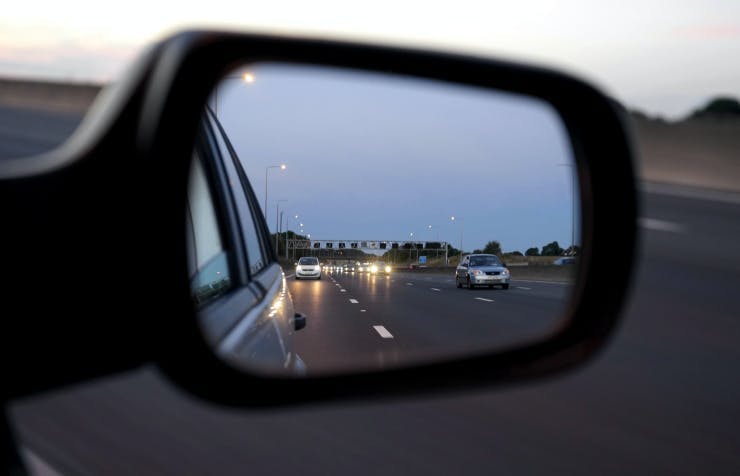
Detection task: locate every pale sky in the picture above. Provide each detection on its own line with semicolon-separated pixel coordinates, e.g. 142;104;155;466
2;0;739;119
215;64;577;253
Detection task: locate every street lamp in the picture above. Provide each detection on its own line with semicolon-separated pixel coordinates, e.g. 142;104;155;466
409;232;416;262
557;163;576;254
264;164;286;220
450;216;464;262
276;199;288;253
213;71;254;116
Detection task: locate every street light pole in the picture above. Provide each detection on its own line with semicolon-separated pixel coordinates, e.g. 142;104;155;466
451;216;464;261
276;199;287;254
557;163;576;253
284;213;294;259
264;164;286;220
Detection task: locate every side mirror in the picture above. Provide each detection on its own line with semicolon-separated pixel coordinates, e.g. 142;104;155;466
293;313;307;331
1;30;636;408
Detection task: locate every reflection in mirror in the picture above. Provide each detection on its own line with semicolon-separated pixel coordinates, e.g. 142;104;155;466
191;63;581;377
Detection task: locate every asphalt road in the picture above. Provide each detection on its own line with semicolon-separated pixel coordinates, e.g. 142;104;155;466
289;270;570;374
4;107;740;475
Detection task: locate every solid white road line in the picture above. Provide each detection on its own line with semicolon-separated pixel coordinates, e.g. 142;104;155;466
430;288;441;292
373;325;394;338
349;299;359;304
475;297;495;302
639;217;686;233
517;287;531;290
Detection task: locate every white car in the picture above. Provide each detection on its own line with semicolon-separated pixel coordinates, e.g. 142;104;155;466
295;257;321;280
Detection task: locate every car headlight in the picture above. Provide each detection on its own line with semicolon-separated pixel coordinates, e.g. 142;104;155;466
502;268;510;276
385;266;391;273
472;269;484;276
371;265;378;273
296;266;302;272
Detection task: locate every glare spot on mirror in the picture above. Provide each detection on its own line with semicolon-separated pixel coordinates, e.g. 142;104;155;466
190;62;581;377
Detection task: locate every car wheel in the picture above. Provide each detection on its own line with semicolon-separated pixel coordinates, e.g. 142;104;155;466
295;276;300;280
502;284;509;290
456;276;462;288
467;276;474;289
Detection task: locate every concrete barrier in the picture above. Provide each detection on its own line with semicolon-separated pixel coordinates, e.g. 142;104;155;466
0;77;103;114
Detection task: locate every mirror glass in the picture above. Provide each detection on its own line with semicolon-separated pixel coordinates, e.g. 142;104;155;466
190;63;581;377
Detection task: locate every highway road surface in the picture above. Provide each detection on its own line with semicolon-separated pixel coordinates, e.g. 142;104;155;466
288;269;570;374
4;106;740;475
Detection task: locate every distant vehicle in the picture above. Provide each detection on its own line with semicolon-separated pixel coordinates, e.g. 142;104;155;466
343;262;356;272
358;262;371;272
553;257;577;265
295;256;321;280
455;254;510;289
371;261;392;274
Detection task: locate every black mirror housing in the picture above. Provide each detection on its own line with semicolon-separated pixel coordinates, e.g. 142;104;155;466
0;30;637;407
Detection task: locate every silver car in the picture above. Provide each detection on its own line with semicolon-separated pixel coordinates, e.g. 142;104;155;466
455;254;510;289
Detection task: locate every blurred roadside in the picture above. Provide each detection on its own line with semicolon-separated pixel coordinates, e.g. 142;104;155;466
1;77;738;193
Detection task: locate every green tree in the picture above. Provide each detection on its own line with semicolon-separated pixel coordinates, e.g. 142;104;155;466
482;240;502;256
525;247;540;256
541;241;564;256
690;96;740;119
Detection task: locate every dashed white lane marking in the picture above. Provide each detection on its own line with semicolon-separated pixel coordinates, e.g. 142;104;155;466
430;288;441;292
373;325;394;338
446;279;454;283
406;282;414;286
340;289;347;293
361;309;367;312
349;299;359;303
517;287;531;290
475;297;495;302
639;217;686;233
335;283;341;287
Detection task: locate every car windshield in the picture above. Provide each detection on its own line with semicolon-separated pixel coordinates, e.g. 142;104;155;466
299;257;318;265
469;256;502;267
